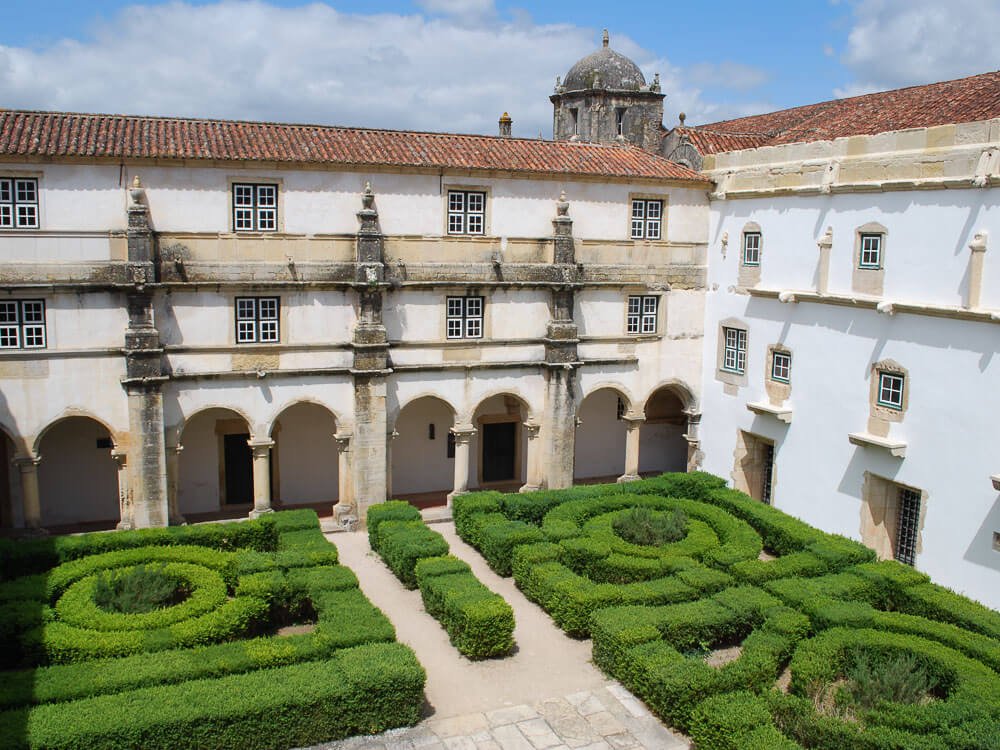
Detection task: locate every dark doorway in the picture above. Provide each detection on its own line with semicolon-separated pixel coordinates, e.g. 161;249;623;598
223;433;253;505
482;422;516;482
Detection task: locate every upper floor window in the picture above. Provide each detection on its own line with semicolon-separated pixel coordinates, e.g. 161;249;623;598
722;326;747;374
859;232;883;269
626;295;658;334
233;183;277;232
568;107;579;136
771;349;791;383
236;297;279;343
630;199;662;240
0;300;46;349
615;107;626;136
877;370;904;410
0;178;39;229
446;296;483;339
742;231;761;266
447;191;486;236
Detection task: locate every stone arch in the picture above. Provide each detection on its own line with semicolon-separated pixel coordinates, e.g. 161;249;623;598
391;395;457;505
574;385;631;482
267;400;340;509
177;406;255;518
264;398;344;439
32;409;120;456
464;387;537;425
389;390;459;433
36;415;120;529
639;382;694;475
470;391;532;490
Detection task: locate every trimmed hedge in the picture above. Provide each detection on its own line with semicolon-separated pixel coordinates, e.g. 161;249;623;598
0;642;425;750
373;520;449;589
367;500;421;551
415;555;515;659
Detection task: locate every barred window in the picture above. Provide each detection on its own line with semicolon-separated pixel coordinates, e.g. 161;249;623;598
233;183;278;232
626;295;658;334
877;371;904;410
723;327;747;373
630;199;662;240
235;297;280;343
446;296;484;339
895;487;921;566
859;233;882;269
771;350;791;383
0;177;39;229
742;232;761;266
0;300;46;349
447;191;486;235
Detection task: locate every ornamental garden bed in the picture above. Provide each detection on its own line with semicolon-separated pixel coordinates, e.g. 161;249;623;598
0;509;425;750
453;472;1000;750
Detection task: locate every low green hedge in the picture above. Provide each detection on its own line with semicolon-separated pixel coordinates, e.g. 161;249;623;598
0;642;425;750
415;555;515;659
373;520;449;589
366;500;421;551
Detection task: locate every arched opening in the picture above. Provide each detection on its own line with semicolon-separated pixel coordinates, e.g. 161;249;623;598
270;402;338;510
640;386;689;475
471;394;529;491
574;388;628;482
178;408;254;520
37;416;119;530
0;431;19;531
391;396;455;507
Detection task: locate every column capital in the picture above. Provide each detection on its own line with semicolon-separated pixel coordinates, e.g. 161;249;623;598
247;439;274;459
110;449;127;468
450;424;476;441
13;454;41;470
622;414;646;427
523;421;541;439
334;431;353;453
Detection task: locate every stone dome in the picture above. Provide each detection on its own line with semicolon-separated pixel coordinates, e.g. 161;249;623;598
562;32;646;92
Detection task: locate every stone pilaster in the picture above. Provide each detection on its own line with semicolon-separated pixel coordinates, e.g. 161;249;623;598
14;456;42;531
816;226;833;295
447;425;476;503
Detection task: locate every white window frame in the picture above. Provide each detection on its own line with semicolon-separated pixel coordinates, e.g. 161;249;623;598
877;371;904;410
722;326;747;374
859;233;882;269
447;191;486;236
771;350;791;383
446;296;484;339
626;295;658;334
742;231;761;266
0;177;39;229
235;297;280;344
0;300;46;349
630;199;662;240
232;183;278;232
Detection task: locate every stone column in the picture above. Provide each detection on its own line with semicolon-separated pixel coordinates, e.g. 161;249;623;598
111;450;133;530
519;421;542;493
618;415;645;483
14;455;42;531
333;432;354;517
447;425;476;504
126;385;169;528
684;411;703;472
248;438;274;518
968;231;988;308
350;377;388;523
165;440;186;525
816;227;833;295
385;429;398;499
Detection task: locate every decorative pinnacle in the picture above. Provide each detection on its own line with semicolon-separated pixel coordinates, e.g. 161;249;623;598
556;190;569;216
132;175;141;188
362;181;374;210
602;29;609;48
679;112;686;125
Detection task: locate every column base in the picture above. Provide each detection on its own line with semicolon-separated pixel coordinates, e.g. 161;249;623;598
332;502;359;531
116;520;135;531
446;490;468;506
168;514;187;527
248;507;275;519
519;483;542;494
617;473;641;484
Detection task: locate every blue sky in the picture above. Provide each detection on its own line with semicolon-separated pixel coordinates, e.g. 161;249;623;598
1;1;997;136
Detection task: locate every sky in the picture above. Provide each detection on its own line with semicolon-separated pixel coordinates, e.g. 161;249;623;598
0;0;999;137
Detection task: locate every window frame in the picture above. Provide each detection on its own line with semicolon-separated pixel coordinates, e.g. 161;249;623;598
895;486;921;566
722;326;747;374
0;177;39;230
446;190;487;236
770;349;791;383
626;294;659;335
445;296;484;340
234;296;280;344
232;183;279;233
876;370;905;410
0;299;47;350
858;232;883;270
742;231;762;266
630;199;663;240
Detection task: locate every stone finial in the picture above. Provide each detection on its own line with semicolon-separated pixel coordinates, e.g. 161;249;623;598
970;230;988;253
554;75;563;94
498;112;513;138
362;181;374;210
651;73;661;93
678;112;686;126
128;174;145;208
602;29;609;48
556;190;569;216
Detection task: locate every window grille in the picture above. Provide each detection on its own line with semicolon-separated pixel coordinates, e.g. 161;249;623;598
761;443;775;505
895;487;921;566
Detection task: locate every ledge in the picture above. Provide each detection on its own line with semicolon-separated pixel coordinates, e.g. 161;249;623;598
848;431;907;458
746;401;793;423
748;288;1000;325
992;474;1000;491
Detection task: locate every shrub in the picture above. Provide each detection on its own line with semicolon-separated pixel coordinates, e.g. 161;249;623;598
366;501;422;551
451;492;504;541
478;520;545;575
92;563;191;614
839;648;939;711
373;520;449;589
613;506;688;546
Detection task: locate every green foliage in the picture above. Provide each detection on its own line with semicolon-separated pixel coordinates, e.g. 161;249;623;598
478;519;545;576
373;520;449;589
366;500;421;551
92;563;188;614
613;506;688;546
839;647;938;711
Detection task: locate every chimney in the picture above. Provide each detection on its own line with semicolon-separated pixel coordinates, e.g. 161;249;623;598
498;112;512;138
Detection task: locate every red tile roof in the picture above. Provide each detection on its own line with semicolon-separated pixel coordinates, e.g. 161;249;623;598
678;70;1000;155
0;109;709;183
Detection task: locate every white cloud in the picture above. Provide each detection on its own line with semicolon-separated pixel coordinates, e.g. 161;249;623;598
837;0;1000;96
0;1;767;136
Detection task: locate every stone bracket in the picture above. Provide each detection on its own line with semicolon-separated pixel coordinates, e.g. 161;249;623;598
848;431;907;458
746;401;793;424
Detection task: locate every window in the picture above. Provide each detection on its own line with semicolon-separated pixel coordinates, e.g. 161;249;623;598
615;108;626;136
0;177;39;229
761;443;775;505
446;296;483;339
232;183;277;232
0;300;46;349
616;397;626;420
742;231;761;266
447;191;486;235
626;295;658;334
568;107;579;135
859;233;882;269
877;371;904;410
630;199;662;240
235;297;279;343
771;350;791;383
722;327;747;373
895;487;921;566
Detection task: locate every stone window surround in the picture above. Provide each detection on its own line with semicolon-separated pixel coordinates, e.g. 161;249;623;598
0;169;43;231
627;192;668;242
860;472;927;564
737;221;762;288
764;344;792;406
443;184;491;237
868;358;908;434
226;176;285;234
852;221;888;296
232;295;283;346
715;317;749;388
440;288;491;342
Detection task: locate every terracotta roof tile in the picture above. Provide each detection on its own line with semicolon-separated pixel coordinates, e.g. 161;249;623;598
0;109;709;183
680;70;1000;154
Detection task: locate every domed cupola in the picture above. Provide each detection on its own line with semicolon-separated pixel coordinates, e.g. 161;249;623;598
550;30;665;152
